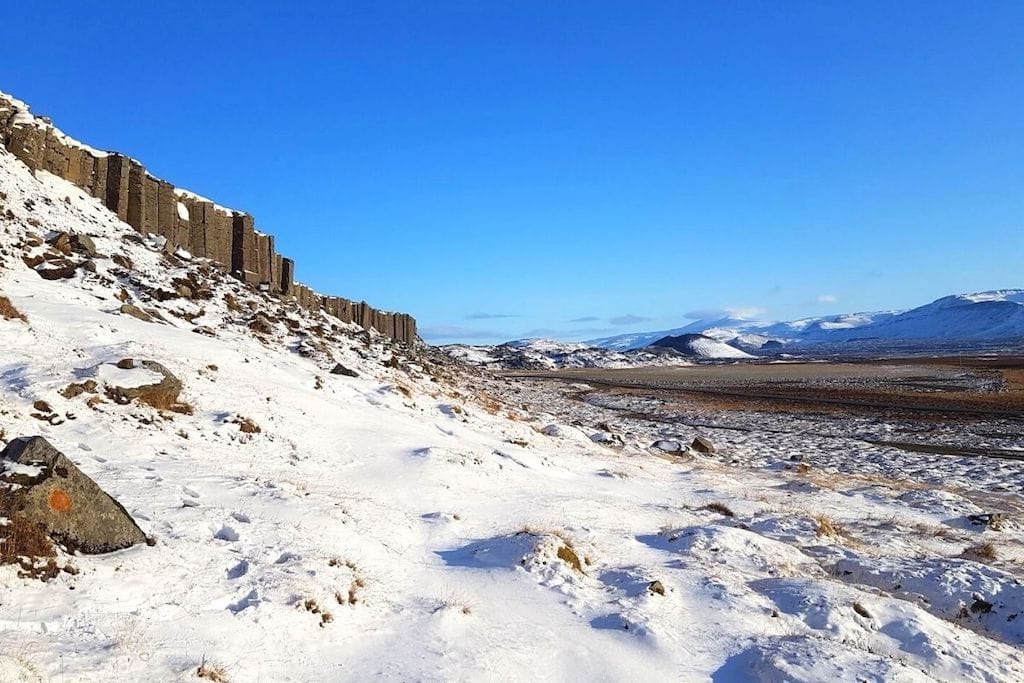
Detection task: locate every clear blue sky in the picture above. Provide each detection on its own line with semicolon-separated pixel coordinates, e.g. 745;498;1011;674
5;2;1022;344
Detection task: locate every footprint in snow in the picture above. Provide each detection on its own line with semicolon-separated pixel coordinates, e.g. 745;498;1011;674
226;560;250;579
227;588;260;614
231;511;251;523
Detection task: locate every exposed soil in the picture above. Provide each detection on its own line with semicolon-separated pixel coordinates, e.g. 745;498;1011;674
502;357;1024;418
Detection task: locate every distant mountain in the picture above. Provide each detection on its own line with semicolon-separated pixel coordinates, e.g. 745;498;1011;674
589;290;1024;351
442;338;689;370
650;333;754;359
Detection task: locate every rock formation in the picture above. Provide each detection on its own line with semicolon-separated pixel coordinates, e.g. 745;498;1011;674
0;91;417;344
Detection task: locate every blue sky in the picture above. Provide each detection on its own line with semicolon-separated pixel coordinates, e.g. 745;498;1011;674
6;2;1022;344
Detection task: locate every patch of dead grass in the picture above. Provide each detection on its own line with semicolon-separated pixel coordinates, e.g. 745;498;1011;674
0;295;26;322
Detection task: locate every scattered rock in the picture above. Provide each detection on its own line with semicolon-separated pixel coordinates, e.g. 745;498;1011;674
116;358;135;369
691;436;716;454
652;439;682;453
70;234;97;258
330;363;359;378
35;258;78;280
119;303;153;322
104;360;188;412
249;315;274;335
0;436;147;553
111;253;133;270
968;513;1006;531
60;379;98;399
648;580;666;596
47;232;72;255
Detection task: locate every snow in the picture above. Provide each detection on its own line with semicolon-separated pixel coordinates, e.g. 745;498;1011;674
653;334;754;359
1;140;1023;681
443;338;691;370
93;363;165;389
176;201;189;222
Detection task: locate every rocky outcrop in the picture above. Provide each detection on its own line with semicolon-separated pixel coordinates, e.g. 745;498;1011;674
0;91;417;344
0;436;147;553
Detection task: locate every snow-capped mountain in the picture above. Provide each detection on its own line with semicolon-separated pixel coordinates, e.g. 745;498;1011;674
590;290;1024;351
443;338;689;370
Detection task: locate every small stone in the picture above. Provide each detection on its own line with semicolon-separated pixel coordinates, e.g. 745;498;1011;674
648;580;666;596
330;363;359;378
116;358;135;369
691;436;716;454
119;304;153;322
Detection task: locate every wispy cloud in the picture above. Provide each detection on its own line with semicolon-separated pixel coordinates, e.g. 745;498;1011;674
609;314;651;326
816;294;838;304
568;316;600;323
465;312;522;320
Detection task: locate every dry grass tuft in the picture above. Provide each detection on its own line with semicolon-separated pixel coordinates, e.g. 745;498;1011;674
557;543;584;573
814;515;844;538
703;502;736;517
961;542;997;563
196;656;230;682
0;515;57;580
0;295;27;322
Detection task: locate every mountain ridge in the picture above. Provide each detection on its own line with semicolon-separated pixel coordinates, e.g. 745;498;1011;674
589;290;1024;351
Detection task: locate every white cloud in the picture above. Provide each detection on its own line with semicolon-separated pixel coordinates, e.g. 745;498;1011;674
724;306;764;320
816;294;838;304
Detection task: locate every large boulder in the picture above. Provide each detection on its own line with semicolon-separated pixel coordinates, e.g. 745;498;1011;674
0;436;147;553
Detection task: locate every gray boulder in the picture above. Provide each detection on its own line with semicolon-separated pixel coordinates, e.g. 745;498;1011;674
0;436;147;553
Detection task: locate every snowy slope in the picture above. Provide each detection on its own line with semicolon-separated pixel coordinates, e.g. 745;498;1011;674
2;142;1024;682
590;292;1024;351
443;338;690;370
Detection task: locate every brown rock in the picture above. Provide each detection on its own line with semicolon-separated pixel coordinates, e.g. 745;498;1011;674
119;304;153;322
691;436;716;454
35;258;78;280
104;360;185;411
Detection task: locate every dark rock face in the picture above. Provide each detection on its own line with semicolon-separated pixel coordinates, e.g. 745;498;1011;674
0;92;418;344
0;436;147;553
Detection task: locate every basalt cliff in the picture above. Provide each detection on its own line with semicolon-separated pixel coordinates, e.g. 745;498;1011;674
0;91;416;343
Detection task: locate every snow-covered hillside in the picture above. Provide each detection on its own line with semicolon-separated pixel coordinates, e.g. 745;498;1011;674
590;291;1024;351
650;334;754;360
443;338;690;370
2;142;1024;681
